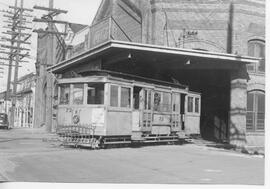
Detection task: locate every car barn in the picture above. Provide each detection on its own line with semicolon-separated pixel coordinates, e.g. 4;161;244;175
48;40;259;148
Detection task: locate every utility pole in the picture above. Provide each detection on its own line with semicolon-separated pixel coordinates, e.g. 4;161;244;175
0;0;32;126
33;0;68;132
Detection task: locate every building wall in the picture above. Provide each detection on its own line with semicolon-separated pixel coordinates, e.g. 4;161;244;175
34;31;63;131
13;73;36;128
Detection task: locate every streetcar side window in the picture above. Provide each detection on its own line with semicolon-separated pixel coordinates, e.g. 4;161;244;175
59;84;70;105
187;97;194;113
72;84;84;105
110;85;119;107
87;83;104;105
121;87;131;108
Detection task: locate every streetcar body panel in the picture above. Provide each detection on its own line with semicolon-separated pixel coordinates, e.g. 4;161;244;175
56;71;201;145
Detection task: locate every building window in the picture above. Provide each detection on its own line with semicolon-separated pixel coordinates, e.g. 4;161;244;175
246;91;265;132
87;83;104;105
72;84;84;105
247;40;265;73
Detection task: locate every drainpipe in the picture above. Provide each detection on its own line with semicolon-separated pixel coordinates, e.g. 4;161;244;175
227;1;234;54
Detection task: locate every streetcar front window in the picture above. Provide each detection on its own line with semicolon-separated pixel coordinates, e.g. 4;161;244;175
154;91;171;112
87;83;104;105
73;84;84;105
188;97;194;113
59;84;70;105
195;98;200;113
162;92;171;112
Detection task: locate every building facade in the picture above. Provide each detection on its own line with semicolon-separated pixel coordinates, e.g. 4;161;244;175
0;73;36;128
14;73;36;128
33;23;88;131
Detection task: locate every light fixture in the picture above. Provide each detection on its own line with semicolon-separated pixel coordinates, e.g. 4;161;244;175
128;53;132;59
186;59;191;65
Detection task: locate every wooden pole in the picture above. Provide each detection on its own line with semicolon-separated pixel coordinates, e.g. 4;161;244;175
5;0;17;113
10;0;23;127
45;0;54;132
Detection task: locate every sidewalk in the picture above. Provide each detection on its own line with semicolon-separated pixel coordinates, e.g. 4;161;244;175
188;138;265;156
0;127;57;140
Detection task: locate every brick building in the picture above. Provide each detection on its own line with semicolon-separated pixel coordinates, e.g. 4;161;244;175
14;73;36;128
0;73;36;128
86;0;264;147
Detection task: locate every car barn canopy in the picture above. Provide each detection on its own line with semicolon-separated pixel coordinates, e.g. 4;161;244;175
48;40;260;74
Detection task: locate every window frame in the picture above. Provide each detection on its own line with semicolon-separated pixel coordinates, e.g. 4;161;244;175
187;96;194;113
109;84;132;110
172;92;181;113
72;83;85;105
86;83;105;105
247;39;265;74
59;84;71;105
246;90;265;132
153;90;172;113
186;94;200;115
58;82;106;107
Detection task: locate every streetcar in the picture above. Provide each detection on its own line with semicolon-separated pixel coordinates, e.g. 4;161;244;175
56;70;201;148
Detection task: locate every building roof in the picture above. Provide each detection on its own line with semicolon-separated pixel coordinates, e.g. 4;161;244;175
48;40;260;74
17;72;36;82
69;23;88;34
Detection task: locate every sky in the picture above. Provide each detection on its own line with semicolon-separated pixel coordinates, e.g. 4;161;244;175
0;0;102;92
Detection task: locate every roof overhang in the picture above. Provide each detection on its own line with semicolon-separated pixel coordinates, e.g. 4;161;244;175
48;40;260;74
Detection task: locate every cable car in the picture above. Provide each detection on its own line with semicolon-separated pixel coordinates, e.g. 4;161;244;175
56;70;201;148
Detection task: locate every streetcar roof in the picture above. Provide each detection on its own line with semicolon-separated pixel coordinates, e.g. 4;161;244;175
48;40;260;74
57;70;189;90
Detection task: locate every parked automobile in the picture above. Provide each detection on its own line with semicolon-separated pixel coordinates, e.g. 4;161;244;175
0;113;9;129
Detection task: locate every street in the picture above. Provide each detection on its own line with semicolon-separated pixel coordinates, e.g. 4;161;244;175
0;129;264;184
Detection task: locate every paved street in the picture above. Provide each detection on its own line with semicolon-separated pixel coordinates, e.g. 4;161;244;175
0;129;264;184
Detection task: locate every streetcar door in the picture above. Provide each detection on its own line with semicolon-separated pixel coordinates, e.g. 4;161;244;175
180;93;186;130
132;86;142;132
171;93;181;133
141;89;152;132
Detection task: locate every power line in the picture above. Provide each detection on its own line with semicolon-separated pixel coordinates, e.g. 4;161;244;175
0;0;33;126
0;1;9;7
